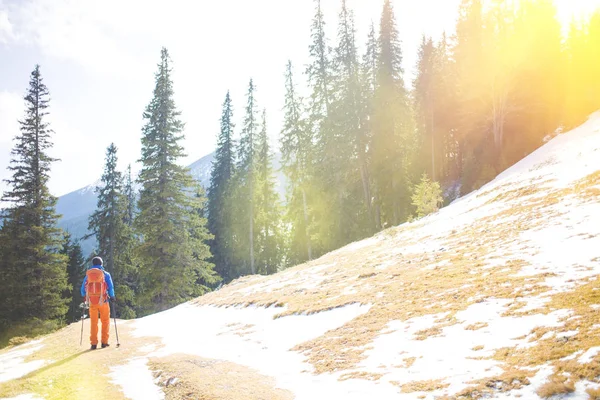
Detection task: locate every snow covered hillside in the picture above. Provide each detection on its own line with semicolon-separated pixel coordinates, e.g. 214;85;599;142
1;114;600;399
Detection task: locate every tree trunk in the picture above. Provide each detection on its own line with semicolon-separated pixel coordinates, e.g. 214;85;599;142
302;188;312;261
249;197;255;275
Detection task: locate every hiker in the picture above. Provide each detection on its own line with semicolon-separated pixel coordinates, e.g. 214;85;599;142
81;256;116;350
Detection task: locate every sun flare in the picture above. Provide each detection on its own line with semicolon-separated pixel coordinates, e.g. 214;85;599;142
555;0;600;24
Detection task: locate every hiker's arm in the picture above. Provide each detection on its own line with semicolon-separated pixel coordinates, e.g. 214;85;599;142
105;272;115;298
80;276;87;297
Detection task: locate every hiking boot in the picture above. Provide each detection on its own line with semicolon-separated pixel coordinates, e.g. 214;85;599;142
101;343;110;348
90;344;97;350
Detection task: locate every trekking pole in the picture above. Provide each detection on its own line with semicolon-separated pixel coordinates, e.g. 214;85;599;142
111;299;121;348
79;302;86;346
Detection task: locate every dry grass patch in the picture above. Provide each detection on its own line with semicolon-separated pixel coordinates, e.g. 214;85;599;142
149;354;293;400
465;322;489;331
587;387;600;399
339;371;383;381
414;326;443;340
456;368;536;397
536;376;575;398
396;379;450;393
472;345;485;351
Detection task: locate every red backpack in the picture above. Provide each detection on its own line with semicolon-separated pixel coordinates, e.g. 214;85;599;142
86;268;107;306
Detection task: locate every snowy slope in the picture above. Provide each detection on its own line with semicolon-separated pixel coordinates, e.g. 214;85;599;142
1;114;600;399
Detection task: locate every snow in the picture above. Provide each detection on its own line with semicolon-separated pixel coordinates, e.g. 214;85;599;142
578;347;600;364
0;342;46;383
130;303;384;400
0;395;45;400
109;358;164;400
359;299;570;395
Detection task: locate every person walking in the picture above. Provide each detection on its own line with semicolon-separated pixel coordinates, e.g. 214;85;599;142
81;256;116;350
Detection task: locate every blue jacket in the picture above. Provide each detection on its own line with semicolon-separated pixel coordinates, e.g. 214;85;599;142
81;265;115;299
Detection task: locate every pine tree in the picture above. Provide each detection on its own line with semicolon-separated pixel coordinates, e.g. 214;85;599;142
88;143;125;274
330;0;372;241
135;48;217;314
362;22;378;99
360;22;379;229
233;79;260;276
254;109;283;275
88;143;137;318
372;0;416;227
414;35;438;180
430;32;458;184
0;65;68;339
280;61;314;264
307;0;332;127
208;92;237;282
124;164;135;226
452;0;488;192
62;233;85;323
305;0;335;255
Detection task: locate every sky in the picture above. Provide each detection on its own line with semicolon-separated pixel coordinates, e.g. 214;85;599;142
0;0;598;198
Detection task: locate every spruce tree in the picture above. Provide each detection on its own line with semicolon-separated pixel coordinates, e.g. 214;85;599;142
88;143;137;318
0;65;68;338
305;0;334;255
208;92;237;282
254;109;283;275
360;22;379;229
362;22;378;99
329;0;372;242
62;233;85;323
233;79;259;276
280;61;314;264
372;0;416;226
414;35;436;179
135;48;217;314
124;164;135;226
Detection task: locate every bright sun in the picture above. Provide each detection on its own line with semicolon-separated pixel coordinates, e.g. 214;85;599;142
554;0;600;25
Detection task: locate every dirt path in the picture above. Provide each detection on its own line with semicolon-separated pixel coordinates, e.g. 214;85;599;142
0;321;291;400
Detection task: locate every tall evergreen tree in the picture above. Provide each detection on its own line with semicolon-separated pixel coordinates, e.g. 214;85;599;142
414;35;437;179
362;22;378;99
305;0;334;255
88;143;125;274
329;0;372;241
280;61;314;265
0;65;68;338
372;0;416;227
451;0;488;192
135;48;217;314
254;109;283;275
208;92;237;282
62;232;85;323
88;143;137;318
124;164;135;226
360;22;379;229
233;79;260;276
307;0;332;127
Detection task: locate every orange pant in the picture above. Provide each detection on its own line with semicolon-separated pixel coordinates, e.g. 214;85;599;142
89;302;110;345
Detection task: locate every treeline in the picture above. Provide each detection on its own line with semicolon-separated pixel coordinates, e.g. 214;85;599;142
0;50;218;344
209;0;600;281
414;0;600;192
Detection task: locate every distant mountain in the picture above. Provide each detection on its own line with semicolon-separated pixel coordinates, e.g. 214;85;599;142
57;151;286;257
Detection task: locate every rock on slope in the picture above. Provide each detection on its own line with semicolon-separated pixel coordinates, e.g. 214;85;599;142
1;114;600;399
